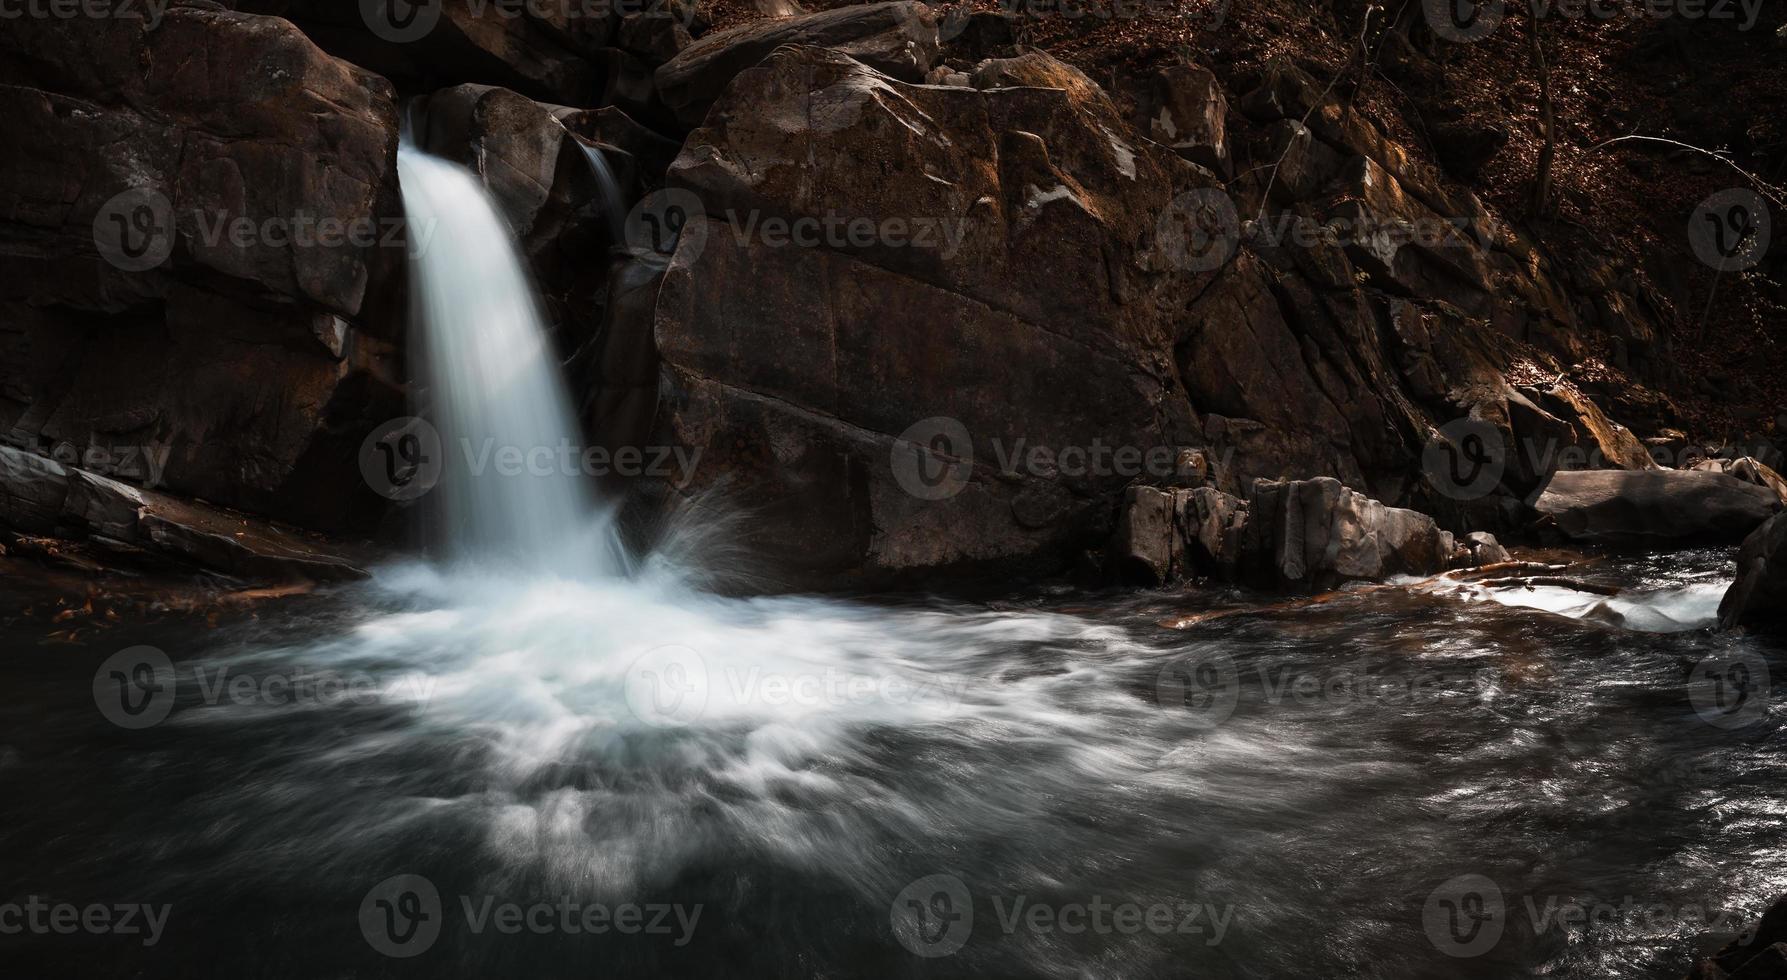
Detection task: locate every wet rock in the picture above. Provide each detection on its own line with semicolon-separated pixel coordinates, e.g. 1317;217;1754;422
1238;477;1454;591
1460;530;1511;566
1109;487;1184;586
655;2;942;126
1719;514;1787;632
651;45;1208;588
0;446;366;583
1181;486;1248;579
1694;457;1787;507
1687;894;1787;978
1537;469;1782;546
0;10;404;531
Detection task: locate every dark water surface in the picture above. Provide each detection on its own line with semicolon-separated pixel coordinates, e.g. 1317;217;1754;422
0;550;1781;978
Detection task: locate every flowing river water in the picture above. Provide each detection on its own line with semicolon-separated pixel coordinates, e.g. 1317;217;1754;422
1;145;1781;979
0;549;1782;977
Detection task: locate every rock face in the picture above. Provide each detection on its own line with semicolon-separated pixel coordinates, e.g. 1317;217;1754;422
0;8;405;532
1536;470;1783;546
655;2;942;126
0;3;1745;592
648;46;1209;587
1719;514;1787;631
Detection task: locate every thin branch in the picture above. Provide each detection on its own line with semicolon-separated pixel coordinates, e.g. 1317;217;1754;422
1587;135;1787;209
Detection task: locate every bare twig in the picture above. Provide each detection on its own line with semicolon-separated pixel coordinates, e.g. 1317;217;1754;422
1587;135;1787;209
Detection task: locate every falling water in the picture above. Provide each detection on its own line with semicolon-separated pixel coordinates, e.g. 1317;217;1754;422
566;132;627;246
396;142;617;574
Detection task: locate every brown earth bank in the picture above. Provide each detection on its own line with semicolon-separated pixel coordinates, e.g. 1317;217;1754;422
0;0;1782;597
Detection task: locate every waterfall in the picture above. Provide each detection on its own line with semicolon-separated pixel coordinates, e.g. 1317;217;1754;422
566;132;627;247
396;142;619;575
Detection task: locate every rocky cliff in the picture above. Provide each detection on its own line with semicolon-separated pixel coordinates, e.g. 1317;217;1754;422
2;0;1781;590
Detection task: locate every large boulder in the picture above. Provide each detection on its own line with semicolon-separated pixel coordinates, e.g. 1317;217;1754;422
0;446;366;582
1238;477;1454;591
655;2;942;126
0;8;405;532
1536;470;1783;546
647;46;1210;587
1719;513;1787;631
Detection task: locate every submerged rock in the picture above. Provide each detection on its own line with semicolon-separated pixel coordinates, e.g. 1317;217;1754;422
1535;470;1782;546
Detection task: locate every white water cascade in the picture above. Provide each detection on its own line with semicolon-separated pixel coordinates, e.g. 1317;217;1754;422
396;142;620;575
